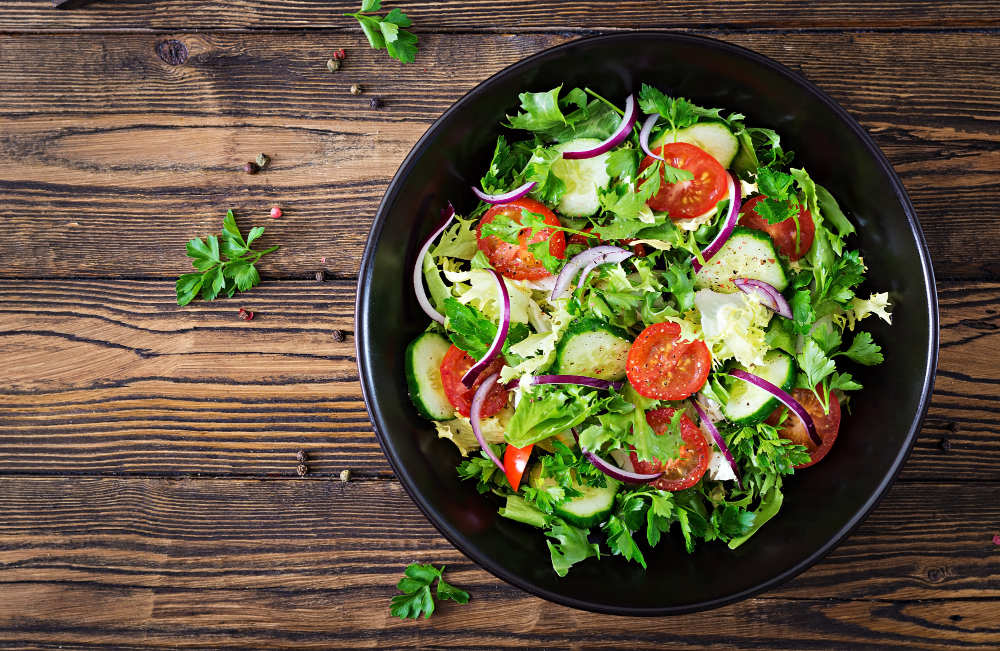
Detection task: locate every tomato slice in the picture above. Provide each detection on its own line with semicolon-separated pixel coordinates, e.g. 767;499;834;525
738;195;816;262
438;345;509;418
638;142;728;219
626;322;711;400
476;198;567;281
503;443;533;490
767;385;841;468
630;408;710;491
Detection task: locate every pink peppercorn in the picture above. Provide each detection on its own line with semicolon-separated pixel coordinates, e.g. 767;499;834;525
270;206;282;219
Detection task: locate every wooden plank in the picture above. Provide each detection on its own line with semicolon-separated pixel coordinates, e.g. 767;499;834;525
0;32;998;279
0;477;998;650
0;279;994;479
3;0;1000;31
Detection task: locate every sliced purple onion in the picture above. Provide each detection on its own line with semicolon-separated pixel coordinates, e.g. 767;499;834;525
525;374;623;391
470;373;505;472
729;369;822;447
471;180;537;205
692;170;741;272
577;248;633;289
572;429;664;484
562;95;637;160
550;245;630;301
734;278;793;319
460;269;510;388
639;113;663;161
411;203;456;324
693;401;744;490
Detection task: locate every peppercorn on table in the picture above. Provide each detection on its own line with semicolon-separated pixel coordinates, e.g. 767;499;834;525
1;2;999;648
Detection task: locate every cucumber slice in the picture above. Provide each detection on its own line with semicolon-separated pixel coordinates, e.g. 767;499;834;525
542;138;612;217
554;317;631;381
404;332;456;421
529;462;620;529
722;349;796;425
694;226;789;293
651;121;740;169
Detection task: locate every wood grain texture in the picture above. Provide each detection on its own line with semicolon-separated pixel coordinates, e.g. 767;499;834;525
0;477;998;650
1;32;999;278
4;0;1000;31
0;279;992;480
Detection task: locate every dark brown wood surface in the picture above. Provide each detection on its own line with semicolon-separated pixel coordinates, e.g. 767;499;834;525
1;2;999;648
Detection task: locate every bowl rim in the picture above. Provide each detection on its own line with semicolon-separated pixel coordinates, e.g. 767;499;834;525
355;31;939;616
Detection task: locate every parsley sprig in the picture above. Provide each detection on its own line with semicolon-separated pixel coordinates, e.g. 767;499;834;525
345;0;418;64
390;563;469;619
175;210;278;306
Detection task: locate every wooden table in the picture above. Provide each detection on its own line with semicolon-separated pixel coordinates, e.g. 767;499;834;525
1;1;998;648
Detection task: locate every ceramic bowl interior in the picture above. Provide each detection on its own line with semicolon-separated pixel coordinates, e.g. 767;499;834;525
356;33;938;615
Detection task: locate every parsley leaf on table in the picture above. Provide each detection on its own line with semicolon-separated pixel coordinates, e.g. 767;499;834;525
345;0;418;64
390;563;469;620
175;210;278;306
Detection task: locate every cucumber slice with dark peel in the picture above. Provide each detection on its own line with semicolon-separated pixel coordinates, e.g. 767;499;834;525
694;226;789;294
529;462;620;529
405;331;456;421
722;349;796;425
554;317;632;381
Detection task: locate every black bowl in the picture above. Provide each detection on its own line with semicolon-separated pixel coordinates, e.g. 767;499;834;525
356;33;938;615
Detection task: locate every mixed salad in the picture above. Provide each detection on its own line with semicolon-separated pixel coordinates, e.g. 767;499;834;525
404;84;892;576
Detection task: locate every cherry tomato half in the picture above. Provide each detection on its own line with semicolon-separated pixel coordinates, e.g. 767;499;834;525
739;195;816;262
630;408;710;491
626;322;711;400
438;345;509;418
476;198;566;281
766;385;841;468
638;142;728;219
503;443;533;490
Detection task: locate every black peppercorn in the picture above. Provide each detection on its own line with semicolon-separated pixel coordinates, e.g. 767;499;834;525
316;270;326;282
297;449;307;464
948;421;960;433
332;329;345;342
370;97;384;109
244;161;260;174
940;438;951;453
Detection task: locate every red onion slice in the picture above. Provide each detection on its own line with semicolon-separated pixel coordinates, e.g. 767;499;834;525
550;245;630;300
639;113;663;161
411;203;456;324
561;95;637;160
734;278;793;319
461;269;511;388
471;181;538;205
577;249;633;289
470;372;505;472
572;429;663;484
692;171;741;272
526;374;624;391
693;401;744;490
729;369;822;447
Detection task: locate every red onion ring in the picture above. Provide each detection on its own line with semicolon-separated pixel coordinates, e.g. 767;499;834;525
470;373;505;472
411;203;456;324
577;249;633;289
471;180;538;205
692;171;741;272
461;269;511;388
734;278;793;319
729;369;822;447
561;95;637;160
550;245;630;300
572;429;664;484
521;374;624;391
693;401;744;490
639;113;663;161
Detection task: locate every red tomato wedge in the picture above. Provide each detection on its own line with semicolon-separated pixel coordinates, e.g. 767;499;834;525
739;195;816;261
638;142;728;219
503;443;533;490
630;408;710;491
626;322;711;400
767;385;841;468
438;345;508;418
476;198;566;281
